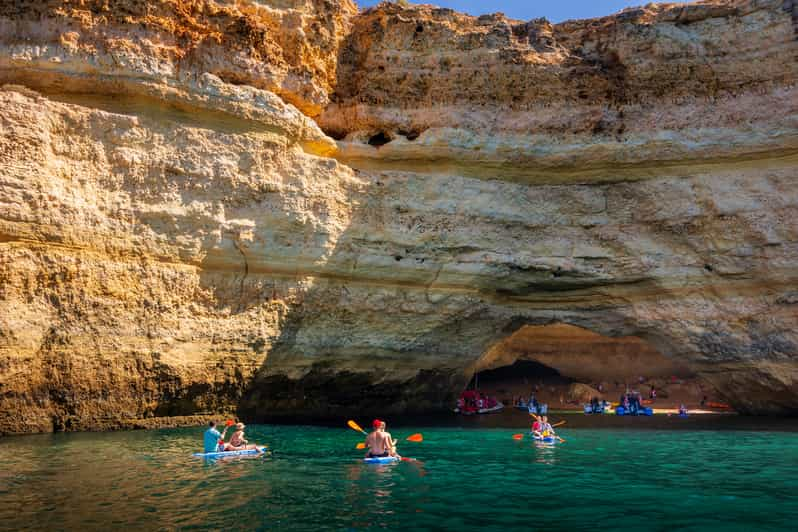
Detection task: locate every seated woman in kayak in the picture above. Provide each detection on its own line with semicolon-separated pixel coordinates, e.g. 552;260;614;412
224;422;260;451
538;416;556;438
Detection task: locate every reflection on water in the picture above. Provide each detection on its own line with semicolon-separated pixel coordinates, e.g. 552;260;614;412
533;442;559;465
1;426;797;530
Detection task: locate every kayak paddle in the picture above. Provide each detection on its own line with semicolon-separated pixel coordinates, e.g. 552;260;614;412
552;420;566;427
356;432;422;448
347;420;368;435
512;434;524;440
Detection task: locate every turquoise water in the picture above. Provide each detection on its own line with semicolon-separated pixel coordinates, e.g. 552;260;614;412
1;425;797;531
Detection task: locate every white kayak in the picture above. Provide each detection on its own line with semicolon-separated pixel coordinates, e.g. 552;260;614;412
193;446;267;458
454;402;505;415
531;433;559;444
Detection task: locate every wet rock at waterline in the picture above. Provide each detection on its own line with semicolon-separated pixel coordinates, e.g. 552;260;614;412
1;0;797;433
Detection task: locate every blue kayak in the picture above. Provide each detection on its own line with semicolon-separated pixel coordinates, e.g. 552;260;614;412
363;456;401;464
616;406;653;416
193;446;267;458
531;433;558;443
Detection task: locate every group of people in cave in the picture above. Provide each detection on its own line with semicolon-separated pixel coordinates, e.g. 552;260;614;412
620;390;645;415
587;396;611;413
456;390;500;413
515;394;547;414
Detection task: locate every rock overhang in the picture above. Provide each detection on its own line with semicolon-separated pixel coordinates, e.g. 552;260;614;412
0;0;797;433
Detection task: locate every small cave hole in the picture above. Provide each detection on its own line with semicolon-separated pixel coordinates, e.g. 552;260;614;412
324;128;347;141
415;23;424;33
704;264;714;272
367;132;392;147
394;255;402;261
397;128;422;141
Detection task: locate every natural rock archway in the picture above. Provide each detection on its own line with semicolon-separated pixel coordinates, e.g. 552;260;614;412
472;323;692;383
465;323;715;410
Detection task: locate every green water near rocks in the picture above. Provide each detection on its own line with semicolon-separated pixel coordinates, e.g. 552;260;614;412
1;425;797;531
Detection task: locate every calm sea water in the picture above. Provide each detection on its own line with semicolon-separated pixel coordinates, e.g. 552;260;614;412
1;425;797;531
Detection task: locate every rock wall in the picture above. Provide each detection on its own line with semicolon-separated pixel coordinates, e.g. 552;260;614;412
1;0;797;433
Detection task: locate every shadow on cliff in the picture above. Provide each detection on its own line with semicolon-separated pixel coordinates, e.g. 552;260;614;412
224;163;703;424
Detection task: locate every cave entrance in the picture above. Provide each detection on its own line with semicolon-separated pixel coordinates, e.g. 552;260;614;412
466;323;721;412
466;359;575;401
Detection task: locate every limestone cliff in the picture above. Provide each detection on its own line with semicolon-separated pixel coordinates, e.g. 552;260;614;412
1;0;797;433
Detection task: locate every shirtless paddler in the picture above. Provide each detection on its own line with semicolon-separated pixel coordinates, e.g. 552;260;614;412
365;419;400;458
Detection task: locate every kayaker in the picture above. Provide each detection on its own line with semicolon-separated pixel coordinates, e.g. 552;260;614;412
365;420;399;458
203;421;229;453
531;417;542;436
540;416;556;438
224;422;260;451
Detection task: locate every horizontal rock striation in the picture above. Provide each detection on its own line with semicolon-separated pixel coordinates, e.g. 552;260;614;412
0;0;356;116
1;0;797;433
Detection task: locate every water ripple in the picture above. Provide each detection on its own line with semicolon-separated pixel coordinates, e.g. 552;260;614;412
1;426;797;530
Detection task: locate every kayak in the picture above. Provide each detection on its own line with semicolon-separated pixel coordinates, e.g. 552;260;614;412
615;406;653;416
454;402;505;415
531;433;558;444
193;446;267;458
363;456;401;464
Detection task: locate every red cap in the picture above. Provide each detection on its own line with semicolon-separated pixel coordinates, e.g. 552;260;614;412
372;419;383;429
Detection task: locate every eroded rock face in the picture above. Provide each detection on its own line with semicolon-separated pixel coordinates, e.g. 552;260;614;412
0;0;357;116
1;0;797;433
321;0;798;181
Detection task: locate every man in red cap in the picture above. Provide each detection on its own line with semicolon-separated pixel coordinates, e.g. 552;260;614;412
364;419;399;458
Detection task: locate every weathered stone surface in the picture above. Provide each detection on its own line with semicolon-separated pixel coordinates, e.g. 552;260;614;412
0;83;365;433
321;0;798;182
0;0;357;116
1;0;797;433
567;383;601;404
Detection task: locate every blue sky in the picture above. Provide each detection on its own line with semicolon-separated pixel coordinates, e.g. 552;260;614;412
356;1;683;22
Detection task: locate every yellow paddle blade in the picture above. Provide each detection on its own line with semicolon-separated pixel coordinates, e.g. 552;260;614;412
356;442;366;449
406;433;423;442
512;434;524;440
347;420;366;434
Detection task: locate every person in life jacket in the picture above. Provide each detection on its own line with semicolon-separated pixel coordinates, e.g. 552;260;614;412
539;416;556;438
